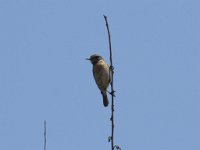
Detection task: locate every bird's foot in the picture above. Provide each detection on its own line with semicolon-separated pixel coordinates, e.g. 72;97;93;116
107;90;116;97
109;65;114;71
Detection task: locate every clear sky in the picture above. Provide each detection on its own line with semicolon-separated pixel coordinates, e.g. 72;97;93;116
0;0;200;150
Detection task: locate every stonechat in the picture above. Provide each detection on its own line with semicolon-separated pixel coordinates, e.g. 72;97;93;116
87;54;110;107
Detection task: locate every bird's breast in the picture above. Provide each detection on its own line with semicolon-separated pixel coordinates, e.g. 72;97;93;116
93;60;110;91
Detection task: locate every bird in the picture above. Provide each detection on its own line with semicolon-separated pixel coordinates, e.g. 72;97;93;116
87;54;110;107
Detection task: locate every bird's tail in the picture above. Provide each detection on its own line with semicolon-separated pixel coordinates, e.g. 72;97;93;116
101;91;109;107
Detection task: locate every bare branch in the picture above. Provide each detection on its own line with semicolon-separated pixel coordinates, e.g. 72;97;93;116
103;15;118;150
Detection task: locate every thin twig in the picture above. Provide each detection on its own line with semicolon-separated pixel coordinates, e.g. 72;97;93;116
103;15;115;150
44;120;47;150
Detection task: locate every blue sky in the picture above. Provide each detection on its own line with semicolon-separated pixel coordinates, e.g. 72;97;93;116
0;0;200;150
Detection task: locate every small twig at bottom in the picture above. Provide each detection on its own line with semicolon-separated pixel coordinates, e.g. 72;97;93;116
44;120;47;150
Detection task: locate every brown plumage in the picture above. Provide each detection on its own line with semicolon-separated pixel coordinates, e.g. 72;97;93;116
87;54;110;107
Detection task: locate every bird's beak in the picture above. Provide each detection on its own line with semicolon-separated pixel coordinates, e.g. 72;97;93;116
86;58;90;60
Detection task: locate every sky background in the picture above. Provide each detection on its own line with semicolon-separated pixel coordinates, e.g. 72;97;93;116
0;0;200;150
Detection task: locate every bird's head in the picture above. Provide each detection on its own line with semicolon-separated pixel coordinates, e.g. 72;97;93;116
86;54;103;65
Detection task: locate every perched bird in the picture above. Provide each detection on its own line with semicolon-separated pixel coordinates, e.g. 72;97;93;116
87;54;110;107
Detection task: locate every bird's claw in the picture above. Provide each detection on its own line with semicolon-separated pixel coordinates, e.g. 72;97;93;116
108;90;116;97
109;65;114;71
